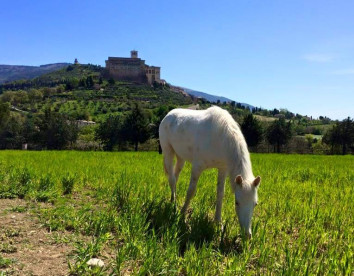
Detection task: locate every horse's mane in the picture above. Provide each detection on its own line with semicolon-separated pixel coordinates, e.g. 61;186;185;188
206;106;254;183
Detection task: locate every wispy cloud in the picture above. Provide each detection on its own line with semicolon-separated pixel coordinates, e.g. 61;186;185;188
303;54;334;63
331;69;354;75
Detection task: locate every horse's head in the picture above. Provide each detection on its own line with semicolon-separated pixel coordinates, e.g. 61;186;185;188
234;175;261;238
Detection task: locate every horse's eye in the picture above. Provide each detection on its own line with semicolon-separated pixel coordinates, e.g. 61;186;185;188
236;201;239;206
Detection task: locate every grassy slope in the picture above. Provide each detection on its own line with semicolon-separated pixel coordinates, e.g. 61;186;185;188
35;64;102;82
2;65;336;133
2;65;193;121
0;151;353;275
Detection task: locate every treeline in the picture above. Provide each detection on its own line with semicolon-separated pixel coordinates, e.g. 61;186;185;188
0;102;172;151
0;102;78;150
1;100;353;154
240;114;354;154
322;117;354;155
0;63;352;154
95;104;168;151
0;74;100;92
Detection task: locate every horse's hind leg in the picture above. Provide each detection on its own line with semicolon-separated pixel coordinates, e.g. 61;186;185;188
174;155;185;186
181;164;202;214
163;145;177;202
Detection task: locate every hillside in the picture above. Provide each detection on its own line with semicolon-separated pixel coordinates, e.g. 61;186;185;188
0;63;70;84
0;62;258;109
0;63;338;153
0;63;335;131
0;63;346;155
0;64;193;122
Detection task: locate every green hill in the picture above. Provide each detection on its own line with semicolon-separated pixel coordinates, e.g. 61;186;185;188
0;64;193;122
0;63;340;153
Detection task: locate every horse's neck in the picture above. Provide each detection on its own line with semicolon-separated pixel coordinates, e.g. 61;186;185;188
230;148;254;181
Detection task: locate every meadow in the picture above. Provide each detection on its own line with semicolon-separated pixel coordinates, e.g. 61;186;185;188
0;151;353;275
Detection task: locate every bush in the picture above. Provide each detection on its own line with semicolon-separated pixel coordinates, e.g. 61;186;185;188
62;174;75;195
35;175;57;202
0;168;33;199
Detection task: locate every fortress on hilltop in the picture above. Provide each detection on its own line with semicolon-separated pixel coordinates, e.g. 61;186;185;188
105;50;161;85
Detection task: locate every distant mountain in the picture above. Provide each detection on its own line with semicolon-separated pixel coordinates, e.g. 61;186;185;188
181;87;254;109
0;63;70;84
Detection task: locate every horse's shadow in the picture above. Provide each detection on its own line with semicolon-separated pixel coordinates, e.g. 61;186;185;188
143;199;242;256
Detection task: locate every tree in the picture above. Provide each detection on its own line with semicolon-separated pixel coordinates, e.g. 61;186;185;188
22;116;38;145
0;115;24;149
86;76;94;88
79;78;86;87
266;118;293;153
272;108;280;116
95;115;124;151
65;78;79;90
323;117;354;154
108;78;115;85
122;103;150;151
338;117;354;155
323;124;341;154
0;102;10;130
28;89;43;104
37;108;78;149
241;114;263;149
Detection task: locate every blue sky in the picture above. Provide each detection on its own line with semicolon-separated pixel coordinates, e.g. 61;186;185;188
1;0;353;120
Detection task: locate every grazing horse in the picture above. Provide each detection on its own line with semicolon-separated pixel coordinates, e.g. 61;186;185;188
159;106;261;237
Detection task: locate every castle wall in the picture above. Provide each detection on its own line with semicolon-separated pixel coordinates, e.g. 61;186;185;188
106;57;147;83
145;66;161;85
105;52;161;84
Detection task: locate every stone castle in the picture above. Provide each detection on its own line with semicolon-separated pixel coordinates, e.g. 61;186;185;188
105;50;162;85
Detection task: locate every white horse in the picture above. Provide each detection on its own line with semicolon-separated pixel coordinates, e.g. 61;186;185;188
159;106;261;237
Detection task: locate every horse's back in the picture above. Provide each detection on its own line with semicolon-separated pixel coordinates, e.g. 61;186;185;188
159;107;233;168
159;108;206;151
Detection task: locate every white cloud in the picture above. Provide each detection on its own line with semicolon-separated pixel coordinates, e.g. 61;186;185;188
331;69;354;75
302;54;334;63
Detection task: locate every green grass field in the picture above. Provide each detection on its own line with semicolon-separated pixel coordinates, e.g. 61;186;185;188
0;151;353;275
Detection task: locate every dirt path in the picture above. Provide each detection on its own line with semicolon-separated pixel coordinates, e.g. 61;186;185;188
0;199;73;276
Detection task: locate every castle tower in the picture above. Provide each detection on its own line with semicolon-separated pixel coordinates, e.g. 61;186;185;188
131;50;138;59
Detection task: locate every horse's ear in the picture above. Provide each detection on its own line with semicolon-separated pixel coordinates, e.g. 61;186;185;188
235;175;243;186
253;176;261;187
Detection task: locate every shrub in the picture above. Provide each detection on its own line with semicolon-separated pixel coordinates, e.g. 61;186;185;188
36;175;57;202
62;174;75;195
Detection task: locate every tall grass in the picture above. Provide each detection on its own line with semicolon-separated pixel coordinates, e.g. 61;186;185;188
0;151;353;275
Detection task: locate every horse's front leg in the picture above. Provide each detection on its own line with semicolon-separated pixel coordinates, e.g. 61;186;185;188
215;169;226;223
181;165;202;214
